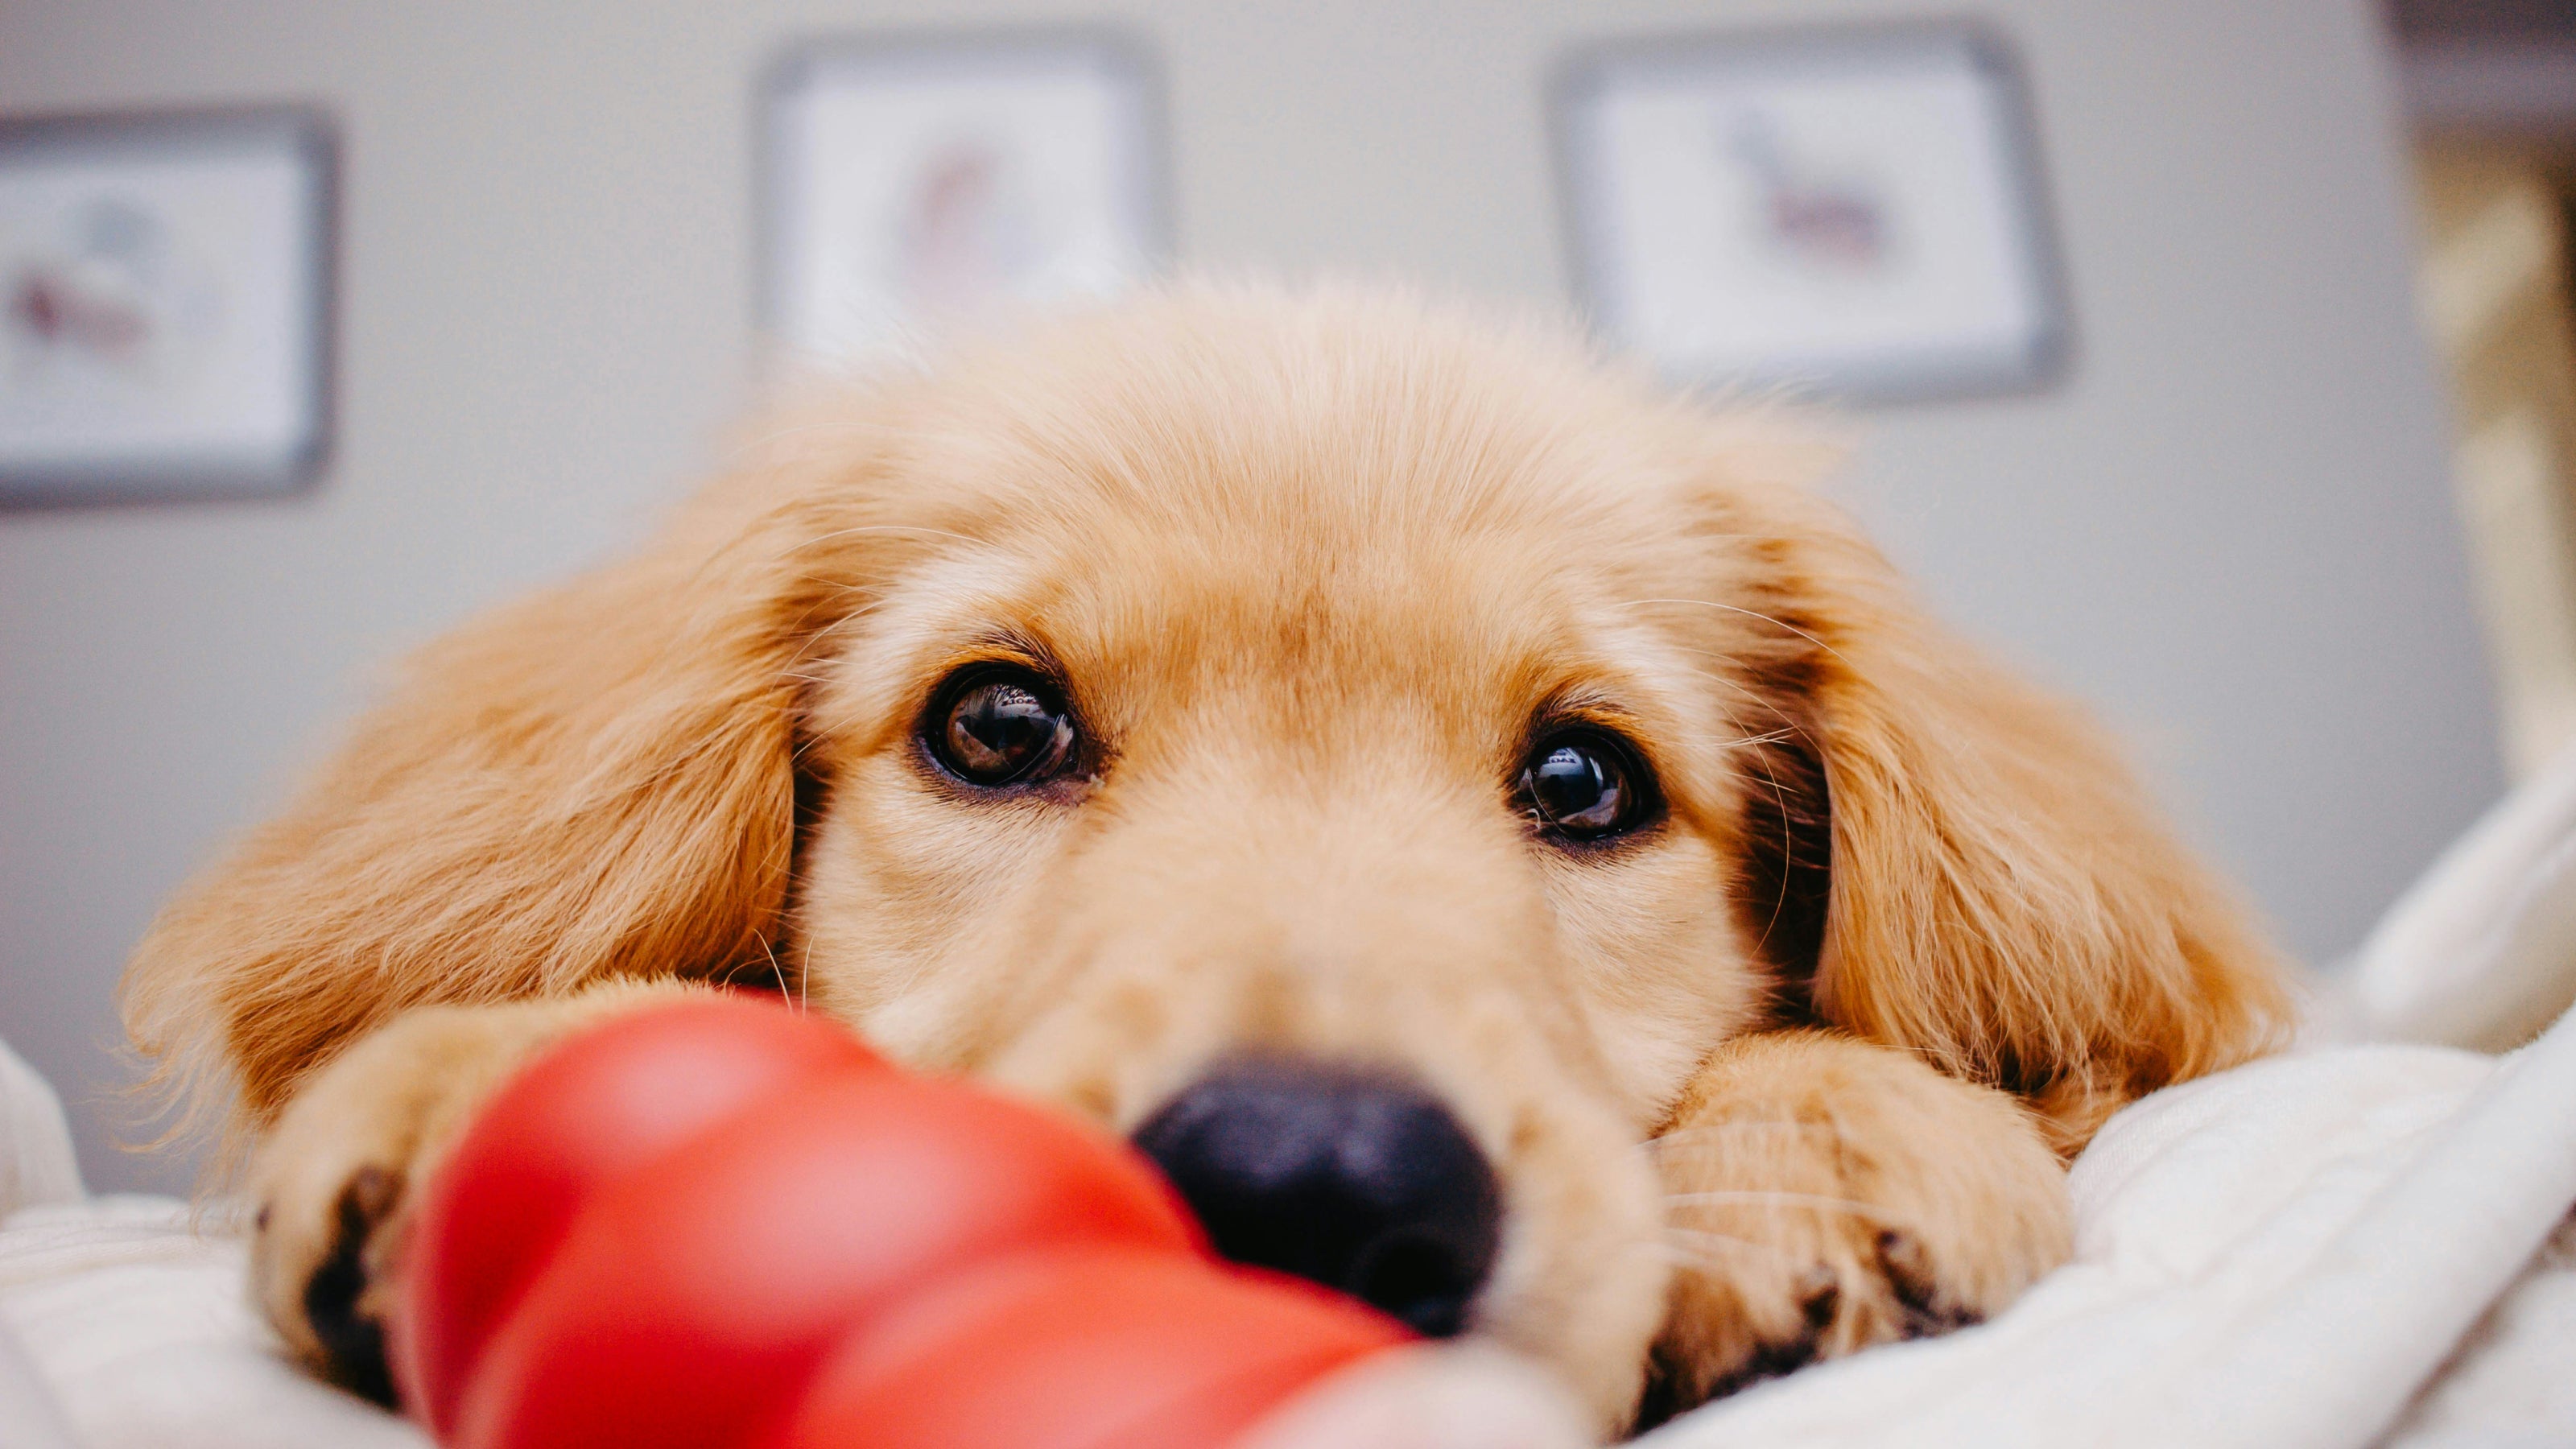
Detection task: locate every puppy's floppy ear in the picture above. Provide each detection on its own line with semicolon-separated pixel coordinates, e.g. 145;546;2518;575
123;442;897;1139
1717;478;2290;1151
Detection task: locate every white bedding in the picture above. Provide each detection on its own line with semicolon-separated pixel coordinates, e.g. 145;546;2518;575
0;1195;425;1449
10;752;2576;1449
1646;1022;2576;1449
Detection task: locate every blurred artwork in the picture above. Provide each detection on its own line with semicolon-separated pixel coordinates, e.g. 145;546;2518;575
766;35;1166;365
0;110;332;502
9;198;222;389
1556;24;2068;402
1724;110;1890;274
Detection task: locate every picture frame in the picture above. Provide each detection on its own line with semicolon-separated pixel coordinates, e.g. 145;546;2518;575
0;105;336;506
1552;22;2072;403
762;31;1170;366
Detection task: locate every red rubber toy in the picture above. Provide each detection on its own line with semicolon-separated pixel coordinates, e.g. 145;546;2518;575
390;996;1413;1449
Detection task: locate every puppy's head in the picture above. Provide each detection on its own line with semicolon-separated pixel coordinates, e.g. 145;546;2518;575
135;283;2280;1429
781;291;1819;1410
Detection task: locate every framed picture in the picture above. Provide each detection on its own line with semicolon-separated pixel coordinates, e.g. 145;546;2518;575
0;106;335;506
1553;23;2070;403
763;31;1169;365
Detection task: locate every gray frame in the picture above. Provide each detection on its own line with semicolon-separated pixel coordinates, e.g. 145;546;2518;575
1550;19;2072;405
758;27;1171;358
0;105;336;509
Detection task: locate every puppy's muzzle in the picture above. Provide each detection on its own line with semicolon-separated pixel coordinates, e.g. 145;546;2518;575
1132;1058;1502;1338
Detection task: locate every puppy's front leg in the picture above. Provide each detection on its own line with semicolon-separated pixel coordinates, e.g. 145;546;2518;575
247;978;711;1402
1646;1031;2071;1414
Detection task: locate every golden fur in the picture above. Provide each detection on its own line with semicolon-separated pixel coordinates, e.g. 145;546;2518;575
124;283;2287;1433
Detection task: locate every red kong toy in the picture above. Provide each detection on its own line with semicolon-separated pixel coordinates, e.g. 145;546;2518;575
390;996;1414;1449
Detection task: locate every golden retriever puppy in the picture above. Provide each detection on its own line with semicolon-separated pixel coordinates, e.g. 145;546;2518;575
123;283;2286;1435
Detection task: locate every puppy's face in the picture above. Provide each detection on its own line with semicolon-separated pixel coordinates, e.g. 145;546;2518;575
772;295;1835;1417
128;285;2281;1430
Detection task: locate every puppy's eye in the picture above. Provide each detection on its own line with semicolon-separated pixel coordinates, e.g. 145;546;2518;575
927;667;1078;787
1516;731;1654;844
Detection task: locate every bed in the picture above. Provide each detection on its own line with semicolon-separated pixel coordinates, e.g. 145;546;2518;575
9;752;2576;1449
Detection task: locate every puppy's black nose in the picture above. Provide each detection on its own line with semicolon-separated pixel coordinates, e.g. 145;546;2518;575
1131;1058;1502;1337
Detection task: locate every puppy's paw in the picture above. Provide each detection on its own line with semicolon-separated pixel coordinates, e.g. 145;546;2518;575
246;998;599;1402
1644;1032;2071;1414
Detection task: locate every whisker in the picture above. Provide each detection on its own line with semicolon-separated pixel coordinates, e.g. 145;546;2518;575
1665;1190;1908;1227
777;597;892;679
1633;664;1817;969
1662;1228;1806;1273
759;933;791;1009
1612;597;1847;663
1629;646;1813;749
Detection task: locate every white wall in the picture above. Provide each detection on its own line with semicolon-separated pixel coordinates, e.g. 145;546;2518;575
0;0;2501;1191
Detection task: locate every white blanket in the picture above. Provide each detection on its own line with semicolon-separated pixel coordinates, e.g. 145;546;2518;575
0;1194;426;1449
7;1031;2570;1449
9;753;2576;1448
1645;1024;2576;1449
